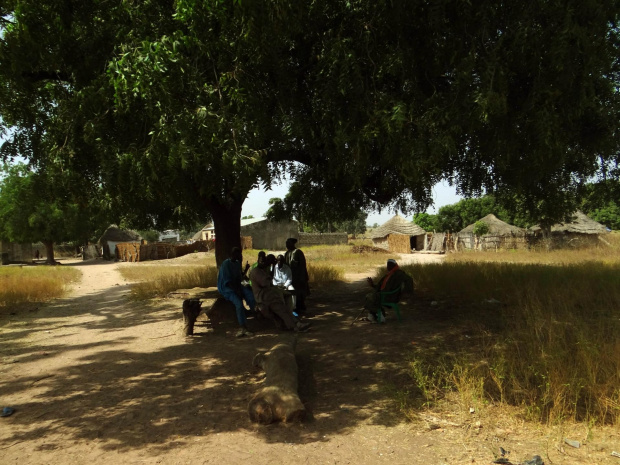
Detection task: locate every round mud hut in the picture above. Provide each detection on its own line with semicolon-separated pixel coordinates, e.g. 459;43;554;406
371;214;426;253
529;211;609;248
457;214;526;250
98;225;142;260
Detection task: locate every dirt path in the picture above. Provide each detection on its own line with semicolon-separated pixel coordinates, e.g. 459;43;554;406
1;254;617;464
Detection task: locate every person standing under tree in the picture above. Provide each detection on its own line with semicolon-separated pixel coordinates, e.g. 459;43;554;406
284;238;309;314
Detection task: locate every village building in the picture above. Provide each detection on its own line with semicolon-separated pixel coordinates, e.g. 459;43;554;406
529;211;609;247
98;225;142;260
0;241;33;264
457;214;526;250
370;214;426;253
193;223;215;241
158;230;180;243
240;217;299;250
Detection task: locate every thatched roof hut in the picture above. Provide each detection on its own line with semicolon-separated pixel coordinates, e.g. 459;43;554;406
530;211;608;235
371;214;426;252
99;225;141;243
458;214;525;236
98;225;141;259
457;214;526;250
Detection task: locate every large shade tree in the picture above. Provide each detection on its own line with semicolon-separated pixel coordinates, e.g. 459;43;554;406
1;1;619;264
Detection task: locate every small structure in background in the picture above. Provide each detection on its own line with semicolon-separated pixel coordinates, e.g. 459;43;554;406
370;214;426;253
457;214;526;251
0;241;33;264
158;229;180;243
193;223;215;241
98;225;142;260
529;211;609;248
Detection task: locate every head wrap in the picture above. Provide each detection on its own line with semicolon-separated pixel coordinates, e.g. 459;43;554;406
387;259;398;266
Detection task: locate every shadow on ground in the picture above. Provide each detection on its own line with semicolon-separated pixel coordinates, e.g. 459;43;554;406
0;273;454;456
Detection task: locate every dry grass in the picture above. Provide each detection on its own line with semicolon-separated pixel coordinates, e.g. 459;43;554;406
118;246;349;298
399;236;620;426
303;243;389;273
118;264;219;300
307;263;344;282
446;231;620;266
0;266;81;305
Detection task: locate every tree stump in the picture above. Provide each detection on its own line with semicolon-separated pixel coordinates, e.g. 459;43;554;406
248;338;305;424
182;299;203;336
205;297;238;330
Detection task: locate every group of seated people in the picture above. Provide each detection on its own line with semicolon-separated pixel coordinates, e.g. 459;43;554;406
217;238;413;337
217;238;311;338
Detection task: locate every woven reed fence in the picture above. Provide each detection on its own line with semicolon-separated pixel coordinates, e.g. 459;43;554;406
116;242;176;262
387;234;412;254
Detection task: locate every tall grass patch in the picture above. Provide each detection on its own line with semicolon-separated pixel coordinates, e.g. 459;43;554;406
447;232;620;266
119;265;218;300
401;261;620;425
307;263;344;283
303;244;389;273
0;266;81;305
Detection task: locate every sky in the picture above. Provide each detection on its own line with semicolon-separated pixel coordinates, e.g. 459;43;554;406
241;180;464;226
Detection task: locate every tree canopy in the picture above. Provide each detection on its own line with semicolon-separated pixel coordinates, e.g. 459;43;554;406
1;1;619;263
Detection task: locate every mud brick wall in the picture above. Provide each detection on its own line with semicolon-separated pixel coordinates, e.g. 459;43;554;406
241;220;298;250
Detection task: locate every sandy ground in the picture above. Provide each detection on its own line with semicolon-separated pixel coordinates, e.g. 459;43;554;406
1;252;619;465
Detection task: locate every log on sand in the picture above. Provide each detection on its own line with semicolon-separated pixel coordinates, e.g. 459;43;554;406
248;337;305;424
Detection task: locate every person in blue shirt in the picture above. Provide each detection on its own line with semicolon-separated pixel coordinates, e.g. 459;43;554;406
217;247;256;337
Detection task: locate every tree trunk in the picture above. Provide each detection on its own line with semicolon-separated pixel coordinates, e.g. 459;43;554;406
210;198;244;267
43;240;56;265
248;338;306;424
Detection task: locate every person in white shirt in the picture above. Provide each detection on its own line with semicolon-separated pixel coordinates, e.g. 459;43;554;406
273;254;296;311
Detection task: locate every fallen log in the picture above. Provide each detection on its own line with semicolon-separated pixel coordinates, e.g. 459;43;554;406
248;338;305;424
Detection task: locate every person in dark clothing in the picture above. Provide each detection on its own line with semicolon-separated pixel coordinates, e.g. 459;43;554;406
364;258;413;323
217;247;256;337
284;238;309;313
249;254;311;333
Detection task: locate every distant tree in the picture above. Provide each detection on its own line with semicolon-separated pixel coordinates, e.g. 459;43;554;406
242;215;255;220
0;163;107;263
138;230;160;243
372;223;379;229
335;211;368;237
580;180;620;229
265;197;292;222
413;212;438;231
433;195;534;232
